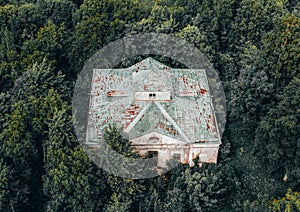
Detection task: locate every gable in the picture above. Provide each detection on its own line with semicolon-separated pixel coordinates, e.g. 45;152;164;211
130;132;186;145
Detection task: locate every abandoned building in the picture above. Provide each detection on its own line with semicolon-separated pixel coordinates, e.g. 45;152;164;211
86;57;221;167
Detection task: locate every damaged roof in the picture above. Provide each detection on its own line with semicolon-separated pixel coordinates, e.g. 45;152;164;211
87;57;221;144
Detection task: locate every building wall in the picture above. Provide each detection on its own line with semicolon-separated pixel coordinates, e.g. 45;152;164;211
130;132;219;167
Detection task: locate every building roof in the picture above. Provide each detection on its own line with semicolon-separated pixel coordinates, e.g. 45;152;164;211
87;57;221;145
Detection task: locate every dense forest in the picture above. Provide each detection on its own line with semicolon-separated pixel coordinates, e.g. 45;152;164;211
0;0;299;211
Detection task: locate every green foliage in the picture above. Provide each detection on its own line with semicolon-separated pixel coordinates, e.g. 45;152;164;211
0;3;44;44
244;188;300;212
254;77;300;188
0;0;299;211
0;160;12;210
0;27;21;91
106;192;132;212
103;124;137;158
78;0;149;22
23;20;72;75
0;0;38;6
268;188;300;212
129;1;185;34
0;61;67;210
176;24;209;52
264;14;300;87
37;0;76;27
43;98;95;211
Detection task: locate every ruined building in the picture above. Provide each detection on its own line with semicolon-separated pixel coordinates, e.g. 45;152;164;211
87;58;221;167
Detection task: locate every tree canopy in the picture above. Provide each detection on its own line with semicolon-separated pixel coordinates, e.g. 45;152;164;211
0;0;299;211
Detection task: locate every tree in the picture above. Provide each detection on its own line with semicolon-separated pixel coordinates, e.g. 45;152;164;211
0;60;70;210
254;77;300;189
268;188;300;212
0;160;13;210
105;192;132;212
37;0;76;28
101;125;153;211
22;20;72;78
244;188;300;211
0;27;20;92
0;99;42;211
43;94;103;211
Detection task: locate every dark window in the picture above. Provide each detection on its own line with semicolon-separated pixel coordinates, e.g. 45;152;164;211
174;154;181;162
148;151;158;166
149;93;156;99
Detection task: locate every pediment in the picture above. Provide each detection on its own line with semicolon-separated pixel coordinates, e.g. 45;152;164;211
130;132;186;145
